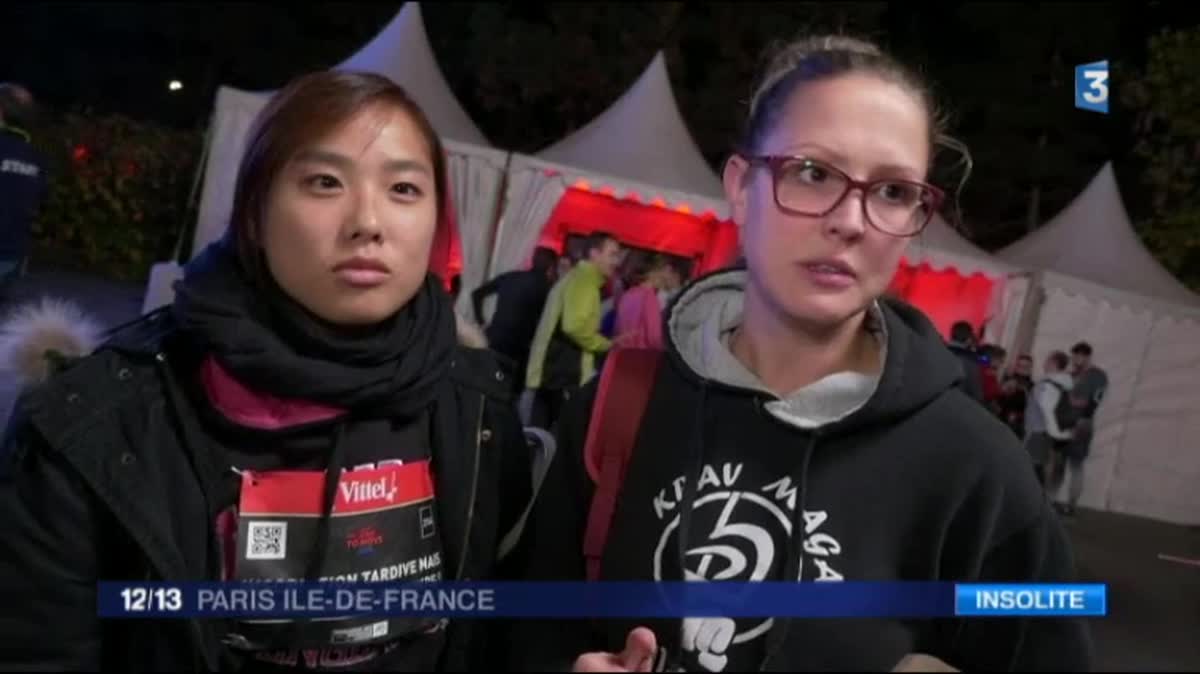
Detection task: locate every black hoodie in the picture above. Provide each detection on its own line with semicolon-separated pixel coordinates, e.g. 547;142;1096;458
510;269;1090;672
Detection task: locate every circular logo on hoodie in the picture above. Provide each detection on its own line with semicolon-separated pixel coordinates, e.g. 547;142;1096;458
649;463;845;672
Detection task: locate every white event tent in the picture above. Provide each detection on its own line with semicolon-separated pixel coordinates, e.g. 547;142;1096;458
143;2;508;316
485;51;728;283
1000;162;1200;525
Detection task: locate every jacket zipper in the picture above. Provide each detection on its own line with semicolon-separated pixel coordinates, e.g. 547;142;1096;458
455;395;485;580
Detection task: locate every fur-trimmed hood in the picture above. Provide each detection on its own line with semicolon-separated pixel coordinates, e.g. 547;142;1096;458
0;298;104;390
1;299;489;391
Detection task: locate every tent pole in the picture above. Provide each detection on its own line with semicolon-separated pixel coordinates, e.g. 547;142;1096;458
172;114;214;264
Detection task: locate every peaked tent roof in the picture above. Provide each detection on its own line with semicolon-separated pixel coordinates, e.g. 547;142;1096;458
337;2;489;146
536;51;722;199
903;214;1015;278
998;162;1200;308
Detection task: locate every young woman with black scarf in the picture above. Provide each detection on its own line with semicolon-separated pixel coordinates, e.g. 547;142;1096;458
0;71;531;672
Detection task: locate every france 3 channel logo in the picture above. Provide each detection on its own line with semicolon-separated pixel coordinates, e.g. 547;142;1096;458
1075;60;1109;114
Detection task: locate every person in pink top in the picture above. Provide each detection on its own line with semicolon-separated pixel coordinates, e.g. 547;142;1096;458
613;255;678;350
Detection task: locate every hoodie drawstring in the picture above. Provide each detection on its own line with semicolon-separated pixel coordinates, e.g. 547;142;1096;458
675;381;710;577
759;430;818;672
304;422;348;582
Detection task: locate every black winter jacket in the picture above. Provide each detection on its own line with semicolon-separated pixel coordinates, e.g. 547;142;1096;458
0;310;531;672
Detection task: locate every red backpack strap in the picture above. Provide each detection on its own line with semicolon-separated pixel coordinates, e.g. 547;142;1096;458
582;347;663;581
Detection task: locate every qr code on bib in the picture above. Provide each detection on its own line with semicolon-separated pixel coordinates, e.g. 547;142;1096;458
246;521;287;560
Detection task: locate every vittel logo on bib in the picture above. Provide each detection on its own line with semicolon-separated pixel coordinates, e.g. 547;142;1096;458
339;475;399;506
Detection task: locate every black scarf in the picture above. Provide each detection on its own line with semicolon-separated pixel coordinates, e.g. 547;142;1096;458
171;239;455;418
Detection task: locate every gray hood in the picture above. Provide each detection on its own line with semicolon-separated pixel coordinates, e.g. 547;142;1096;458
665;269;887;430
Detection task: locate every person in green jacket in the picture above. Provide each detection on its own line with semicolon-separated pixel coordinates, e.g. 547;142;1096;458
525;231;623;429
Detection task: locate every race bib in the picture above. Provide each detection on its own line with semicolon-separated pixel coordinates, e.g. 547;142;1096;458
226;461;444;650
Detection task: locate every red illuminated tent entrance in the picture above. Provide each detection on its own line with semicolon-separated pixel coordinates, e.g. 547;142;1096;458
889;261;996;340
533;185;739;275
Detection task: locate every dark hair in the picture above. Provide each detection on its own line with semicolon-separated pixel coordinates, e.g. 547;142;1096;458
228;70;447;279
628;254;672;285
950;321;976;344
1049;351;1070;371
736;36;972;212
531;246;559;272
583;231;618;256
1017;354;1033;363
662;258;684;279
1071;341;1093;357
0;83;36;129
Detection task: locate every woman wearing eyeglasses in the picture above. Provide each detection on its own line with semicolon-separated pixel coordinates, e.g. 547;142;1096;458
512;36;1090;672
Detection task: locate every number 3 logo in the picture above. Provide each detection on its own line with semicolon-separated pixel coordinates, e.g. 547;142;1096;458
1075;60;1110;114
1083;70;1109;104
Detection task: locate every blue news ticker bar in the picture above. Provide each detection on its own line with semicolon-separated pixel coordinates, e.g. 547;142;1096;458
954;584;1106;617
98;582;1106;619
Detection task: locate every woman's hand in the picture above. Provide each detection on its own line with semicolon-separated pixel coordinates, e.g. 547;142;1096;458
573;627;658;672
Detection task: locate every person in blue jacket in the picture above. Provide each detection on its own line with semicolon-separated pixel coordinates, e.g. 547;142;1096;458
0;83;46;291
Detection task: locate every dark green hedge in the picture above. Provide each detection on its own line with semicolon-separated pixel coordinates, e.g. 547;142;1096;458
30;111;203;281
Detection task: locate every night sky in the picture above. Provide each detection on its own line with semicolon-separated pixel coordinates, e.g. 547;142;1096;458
2;2;1198;250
